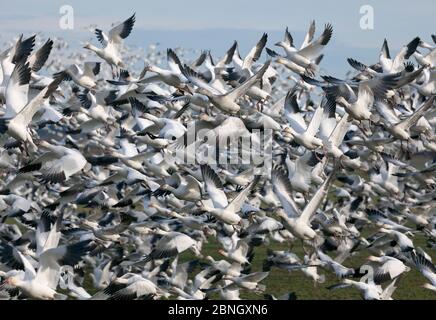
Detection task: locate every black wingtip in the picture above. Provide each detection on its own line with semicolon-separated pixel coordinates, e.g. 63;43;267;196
19;162;42;173
381;38;391;59
93;62;101;76
12;34;36;65
200;164;224;189
404;61;415;72
405;36;420;59
41;171;67;184
30;39;53;72
129;97;148;113
347;58;367;71
15;61;31;86
265;47;279;58
320;23;333;46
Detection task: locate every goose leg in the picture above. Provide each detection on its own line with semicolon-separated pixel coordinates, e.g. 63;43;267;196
301;239;309;256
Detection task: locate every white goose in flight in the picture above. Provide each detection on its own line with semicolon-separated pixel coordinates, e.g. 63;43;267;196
139;229;202;263
54;62;101;90
225;33;272;100
301;72;400;122
316;250;355;279
141;49;188;89
94;273;158;300
414;43;436;69
199;164;260;225
272;167;336;243
2;61;31;118
282;96;325;149
275;23;333;73
0;36;52;94
0;76;63;153
285;150;324;193
230;34;268;73
330;278;398;300
376;96;435;141
218;240;250;264
84;13;136;77
366;255;410;283
411;250;436;292
152;172;202;202
1;213;94;299
19;140;88;183
223;271;269;292
183;60;271;114
0;34;35;90
70;90;115;134
379;37;420;73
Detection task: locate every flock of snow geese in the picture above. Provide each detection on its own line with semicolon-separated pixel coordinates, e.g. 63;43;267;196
0;13;435;300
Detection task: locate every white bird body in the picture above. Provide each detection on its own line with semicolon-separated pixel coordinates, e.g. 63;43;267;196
84;14;136;74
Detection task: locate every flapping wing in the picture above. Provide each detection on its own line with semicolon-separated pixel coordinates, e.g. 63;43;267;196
392;37;420;71
201;164;228;209
298;24;333;61
216;41;238;68
300;20;316;49
242;33;268;70
12;75;64;126
84;62;101;77
329;113;350;147
271;168;301;218
167;48;183;74
375;100;400;125
11;34;35;65
299;168;336;224
0;241;25;270
225;60;271;101
108;13;136;44
398;95;435;130
306;104;324;137
4;61;31;117
37;240;94;289
28;39;53;72
182;64;224;95
95;29;109;46
361;73;400;99
226;176;260;213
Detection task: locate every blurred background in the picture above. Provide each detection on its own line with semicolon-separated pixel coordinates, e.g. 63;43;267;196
1;0;435;75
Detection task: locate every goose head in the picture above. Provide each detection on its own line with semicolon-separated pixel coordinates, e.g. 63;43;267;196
4;276;22;287
367;255;382;263
204;255;215;263
274;41;287;49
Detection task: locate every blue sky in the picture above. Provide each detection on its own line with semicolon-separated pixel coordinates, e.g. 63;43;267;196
1;0;435;74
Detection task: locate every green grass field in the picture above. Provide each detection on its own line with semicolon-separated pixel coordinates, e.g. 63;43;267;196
175;234;436;300
6;217;436;299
